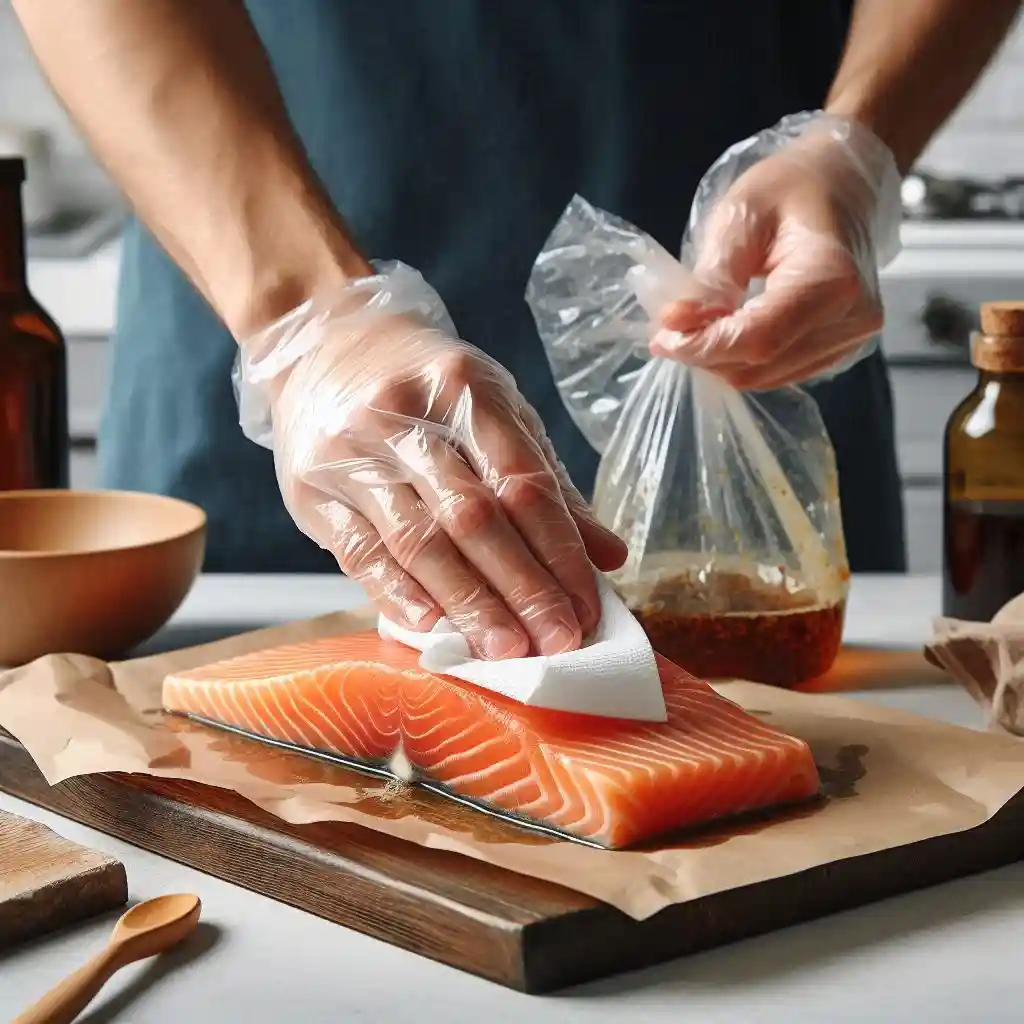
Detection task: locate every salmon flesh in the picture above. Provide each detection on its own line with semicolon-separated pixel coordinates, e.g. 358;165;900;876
162;631;821;848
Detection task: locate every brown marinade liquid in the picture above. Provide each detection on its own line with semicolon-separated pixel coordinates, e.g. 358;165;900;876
0;314;69;490
944;498;1024;623
623;570;845;688
634;604;845;688
0;159;69;490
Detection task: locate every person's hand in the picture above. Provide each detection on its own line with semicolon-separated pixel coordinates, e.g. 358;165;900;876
236;262;626;660
652;113;902;390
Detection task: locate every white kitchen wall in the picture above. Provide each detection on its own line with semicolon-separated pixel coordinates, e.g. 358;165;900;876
0;0;113;206
1;0;1024;183
918;9;1024;177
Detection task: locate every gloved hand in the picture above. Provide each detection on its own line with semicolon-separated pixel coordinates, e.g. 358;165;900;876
234;261;627;660
652;111;902;390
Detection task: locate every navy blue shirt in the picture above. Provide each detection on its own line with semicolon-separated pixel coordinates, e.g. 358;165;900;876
101;1;905;572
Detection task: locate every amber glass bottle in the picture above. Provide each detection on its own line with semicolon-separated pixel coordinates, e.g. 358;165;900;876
943;301;1024;621
0;157;68;490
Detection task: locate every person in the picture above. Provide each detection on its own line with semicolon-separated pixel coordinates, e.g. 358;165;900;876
13;0;1022;660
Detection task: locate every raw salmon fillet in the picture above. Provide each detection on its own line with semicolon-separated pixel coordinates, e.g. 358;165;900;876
162;632;820;848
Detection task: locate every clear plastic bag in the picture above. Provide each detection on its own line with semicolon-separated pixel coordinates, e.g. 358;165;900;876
526;187;857;686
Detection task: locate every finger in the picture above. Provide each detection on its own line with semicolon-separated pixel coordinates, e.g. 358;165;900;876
354;476;533;660
679;281;881;390
571;513;628;572
659;298;735;335
654;251;869;375
653;201;775;362
717;316;879;391
394;426;585;652
523;408;628;574
394;347;602;638
493;470;601;635
286;380;557;659
717;348;847;392
282;481;441;630
460;400;604;636
687;196;775;305
283;429;529;656
653;319;842;391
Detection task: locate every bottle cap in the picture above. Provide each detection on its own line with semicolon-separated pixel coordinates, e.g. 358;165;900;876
981;301;1024;337
973;302;1024;372
0;157;26;184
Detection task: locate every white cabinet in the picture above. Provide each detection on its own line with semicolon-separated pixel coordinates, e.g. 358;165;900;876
885;363;984;571
903;486;944;573
67;336;110;441
887;365;972;487
65;335;107;492
883;349;968;575
70;448;98;490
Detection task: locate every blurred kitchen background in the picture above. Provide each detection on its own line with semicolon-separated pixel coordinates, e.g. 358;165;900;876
4;1;1024;572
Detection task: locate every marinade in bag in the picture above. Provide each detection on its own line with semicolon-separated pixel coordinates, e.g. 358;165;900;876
526;196;854;687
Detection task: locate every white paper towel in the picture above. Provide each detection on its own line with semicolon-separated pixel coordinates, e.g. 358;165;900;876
377;575;667;721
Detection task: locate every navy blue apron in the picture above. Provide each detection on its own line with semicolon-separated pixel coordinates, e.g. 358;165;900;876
100;0;904;573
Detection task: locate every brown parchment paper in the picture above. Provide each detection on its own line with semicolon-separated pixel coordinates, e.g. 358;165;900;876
927;592;1024;736
4;608;1024;922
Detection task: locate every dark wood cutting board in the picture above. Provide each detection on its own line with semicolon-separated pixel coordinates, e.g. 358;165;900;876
2;727;1023;993
0;806;127;949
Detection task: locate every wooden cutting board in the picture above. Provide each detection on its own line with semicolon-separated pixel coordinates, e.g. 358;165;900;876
3;728;1024;992
0;807;127;948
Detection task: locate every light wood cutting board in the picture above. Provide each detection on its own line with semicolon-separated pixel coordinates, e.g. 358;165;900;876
0;808;128;948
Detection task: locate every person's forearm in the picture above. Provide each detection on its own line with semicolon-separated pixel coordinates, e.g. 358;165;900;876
826;0;1022;174
12;0;372;338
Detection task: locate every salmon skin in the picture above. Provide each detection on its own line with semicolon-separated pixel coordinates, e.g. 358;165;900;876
162;632;821;849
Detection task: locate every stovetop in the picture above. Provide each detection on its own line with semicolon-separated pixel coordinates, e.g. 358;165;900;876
903;171;1024;221
25;204;125;260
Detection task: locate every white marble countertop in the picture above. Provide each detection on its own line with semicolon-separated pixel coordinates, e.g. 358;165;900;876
3;573;1023;1023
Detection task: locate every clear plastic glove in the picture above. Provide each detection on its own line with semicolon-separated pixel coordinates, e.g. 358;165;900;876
233;261;627;660
653;111;902;390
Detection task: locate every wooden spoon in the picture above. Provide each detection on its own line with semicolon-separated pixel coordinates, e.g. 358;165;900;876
13;893;202;1024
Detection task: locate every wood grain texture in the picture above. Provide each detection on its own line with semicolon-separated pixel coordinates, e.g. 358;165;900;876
2;728;1023;992
0;807;127;949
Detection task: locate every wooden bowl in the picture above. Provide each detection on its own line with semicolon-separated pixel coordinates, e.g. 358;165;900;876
0;490;206;665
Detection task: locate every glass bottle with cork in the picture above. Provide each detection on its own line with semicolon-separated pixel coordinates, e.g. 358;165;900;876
0;156;69;490
944;301;1024;621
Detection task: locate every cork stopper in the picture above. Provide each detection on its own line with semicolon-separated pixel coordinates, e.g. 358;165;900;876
972;302;1024;372
980;302;1024;337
